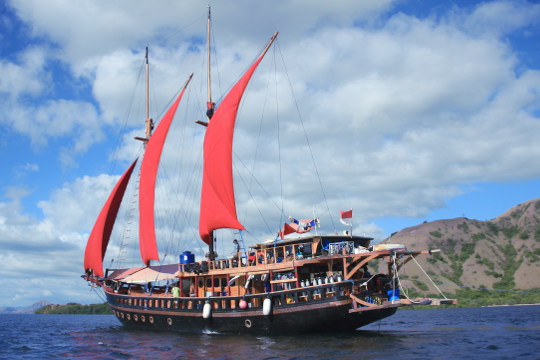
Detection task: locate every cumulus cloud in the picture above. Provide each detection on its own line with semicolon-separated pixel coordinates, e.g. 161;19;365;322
0;46;47;98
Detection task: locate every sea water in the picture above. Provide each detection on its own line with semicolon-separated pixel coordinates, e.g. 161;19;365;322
0;305;538;359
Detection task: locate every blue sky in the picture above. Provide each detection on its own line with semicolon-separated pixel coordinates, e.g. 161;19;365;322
1;0;539;307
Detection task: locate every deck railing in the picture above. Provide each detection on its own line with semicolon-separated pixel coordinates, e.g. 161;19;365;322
109;282;358;312
182;240;318;273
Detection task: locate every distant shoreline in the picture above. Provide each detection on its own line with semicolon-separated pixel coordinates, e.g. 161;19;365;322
34;302;111;315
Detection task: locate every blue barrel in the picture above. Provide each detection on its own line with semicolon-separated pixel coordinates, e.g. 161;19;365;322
387;288;400;301
179;251;195;264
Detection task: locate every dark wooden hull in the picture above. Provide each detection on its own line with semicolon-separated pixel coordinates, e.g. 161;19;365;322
105;287;397;335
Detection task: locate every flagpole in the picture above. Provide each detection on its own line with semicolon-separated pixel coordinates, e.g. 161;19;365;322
313;207;318;235
350;215;353;236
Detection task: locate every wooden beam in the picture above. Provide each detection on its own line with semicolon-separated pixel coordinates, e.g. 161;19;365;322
349;293;377;308
345;253;379;280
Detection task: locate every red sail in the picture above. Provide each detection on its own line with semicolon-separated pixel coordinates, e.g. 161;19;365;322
139;80;191;266
84;159;138;277
199;34;277;245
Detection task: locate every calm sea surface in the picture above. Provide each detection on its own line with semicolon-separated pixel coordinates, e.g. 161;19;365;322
0;305;538;359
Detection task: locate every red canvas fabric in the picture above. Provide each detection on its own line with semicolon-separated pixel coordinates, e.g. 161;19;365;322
198;52;269;244
84;159;138;277
139;84;189;266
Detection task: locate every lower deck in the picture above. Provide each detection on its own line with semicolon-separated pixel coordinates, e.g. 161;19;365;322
105;280;400;334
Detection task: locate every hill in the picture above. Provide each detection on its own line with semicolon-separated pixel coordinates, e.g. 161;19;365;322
381;198;540;305
35;302;112;314
0;300;52;314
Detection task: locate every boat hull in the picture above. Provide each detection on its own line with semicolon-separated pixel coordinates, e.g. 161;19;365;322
106;291;397;335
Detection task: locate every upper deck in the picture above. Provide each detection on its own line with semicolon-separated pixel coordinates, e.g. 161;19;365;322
103;234;411;284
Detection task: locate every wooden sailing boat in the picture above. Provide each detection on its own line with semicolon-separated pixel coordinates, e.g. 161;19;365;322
83;9;456;334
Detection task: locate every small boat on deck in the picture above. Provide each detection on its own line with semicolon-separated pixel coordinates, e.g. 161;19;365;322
82;8;456;335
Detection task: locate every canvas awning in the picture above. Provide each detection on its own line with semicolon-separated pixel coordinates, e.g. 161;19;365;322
121;267;179;283
106;267;144;280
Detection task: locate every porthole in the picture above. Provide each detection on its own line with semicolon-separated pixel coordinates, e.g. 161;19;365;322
141;315;146;323
126;313;131;320
133;314;138;322
167;317;173;326
244;319;252;328
121;312;124;319
149;316;154;324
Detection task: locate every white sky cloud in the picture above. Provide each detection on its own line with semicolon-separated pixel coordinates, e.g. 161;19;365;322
0;0;539;307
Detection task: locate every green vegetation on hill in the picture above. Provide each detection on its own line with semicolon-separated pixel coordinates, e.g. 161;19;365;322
401;287;540;309
452;287;540;307
35;302;112;314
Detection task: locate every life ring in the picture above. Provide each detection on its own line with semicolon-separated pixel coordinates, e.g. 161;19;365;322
149;316;154;324
244;319;252;328
167;317;173;326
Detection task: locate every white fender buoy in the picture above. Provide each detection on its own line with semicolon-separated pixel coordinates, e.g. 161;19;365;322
203;302;212;319
262;298;272;316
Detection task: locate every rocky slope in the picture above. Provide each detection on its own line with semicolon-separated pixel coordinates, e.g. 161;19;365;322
0;300;52;314
381;198;540;296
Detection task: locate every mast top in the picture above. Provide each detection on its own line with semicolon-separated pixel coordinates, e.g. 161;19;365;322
135;47;154;143
206;5;214;120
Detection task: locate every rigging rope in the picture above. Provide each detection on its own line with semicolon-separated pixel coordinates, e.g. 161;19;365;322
275;41;337;233
410;254;448;299
392;254;414;303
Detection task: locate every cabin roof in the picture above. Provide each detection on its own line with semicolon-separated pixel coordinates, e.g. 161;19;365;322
252;233;372;249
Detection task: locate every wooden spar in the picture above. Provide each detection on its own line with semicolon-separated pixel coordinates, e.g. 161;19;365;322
395;249;441;272
262;32;279;59
345;253;379;280
206;5;213;116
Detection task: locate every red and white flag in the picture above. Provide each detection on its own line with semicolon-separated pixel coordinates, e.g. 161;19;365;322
339;209;353;226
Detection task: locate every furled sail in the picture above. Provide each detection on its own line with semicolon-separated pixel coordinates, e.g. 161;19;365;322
199;33;278;245
84;159;138;277
139;75;193;266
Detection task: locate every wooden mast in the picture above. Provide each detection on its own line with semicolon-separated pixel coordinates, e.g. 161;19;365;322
136;47;154;142
206;5;216;260
196;6;214;128
207;5;214;119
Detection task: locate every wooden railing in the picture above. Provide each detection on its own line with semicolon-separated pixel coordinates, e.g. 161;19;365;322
108;282;355;312
199;241;317;272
